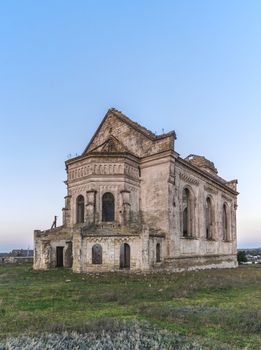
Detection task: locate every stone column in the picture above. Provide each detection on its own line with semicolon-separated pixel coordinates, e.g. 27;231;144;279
64;241;73;268
141;225;150;271
42;240;51;270
72;231;82;273
86;190;97;225
232;201;238;256
62;195;71;227
120;190;131;226
34;232;51;270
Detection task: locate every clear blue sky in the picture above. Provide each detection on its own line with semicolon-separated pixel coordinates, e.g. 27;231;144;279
0;0;260;251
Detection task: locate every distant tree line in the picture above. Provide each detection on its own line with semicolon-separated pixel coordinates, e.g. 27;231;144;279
237;250;247;263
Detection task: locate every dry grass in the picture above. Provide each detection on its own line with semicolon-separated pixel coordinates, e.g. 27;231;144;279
0;264;260;348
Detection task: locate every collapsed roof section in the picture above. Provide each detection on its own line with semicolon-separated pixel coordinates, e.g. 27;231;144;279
184;154;238;192
185;154;218;175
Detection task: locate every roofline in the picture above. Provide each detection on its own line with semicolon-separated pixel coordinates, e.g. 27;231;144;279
82;108;176;155
176;157;239;196
65;152;140;167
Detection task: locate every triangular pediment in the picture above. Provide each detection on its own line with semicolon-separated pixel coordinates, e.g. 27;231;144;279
90;135;131;154
82;108;175;158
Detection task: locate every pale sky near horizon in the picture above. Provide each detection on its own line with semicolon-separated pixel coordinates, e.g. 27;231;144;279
0;0;260;251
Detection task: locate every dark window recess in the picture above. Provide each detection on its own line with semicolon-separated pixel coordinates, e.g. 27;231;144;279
76;195;85;223
92;244;102;264
183;207;188;237
120;243;130;269
206;197;213;239
56;247;64;267
156;243;161;262
223;204;228;241
182;187;194;238
102;192;115;222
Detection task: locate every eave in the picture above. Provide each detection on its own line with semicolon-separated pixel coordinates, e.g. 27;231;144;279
176;157;239;196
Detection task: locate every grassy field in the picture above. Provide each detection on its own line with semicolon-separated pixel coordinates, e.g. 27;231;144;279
0;264;260;349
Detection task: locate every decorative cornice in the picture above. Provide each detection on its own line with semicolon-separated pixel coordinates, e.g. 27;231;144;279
222;194;233;203
204;185;218;195
66;152;139;166
177;157;238;196
179;172;199;186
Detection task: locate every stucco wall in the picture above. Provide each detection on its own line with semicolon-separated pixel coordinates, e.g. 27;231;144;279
168;160;237;263
34;109;238;273
86;112;174;158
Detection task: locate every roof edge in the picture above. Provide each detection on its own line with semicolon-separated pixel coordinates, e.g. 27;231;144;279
177;157;239;196
82;108;176;155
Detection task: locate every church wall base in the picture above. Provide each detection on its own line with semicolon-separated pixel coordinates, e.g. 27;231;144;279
165;254;238;272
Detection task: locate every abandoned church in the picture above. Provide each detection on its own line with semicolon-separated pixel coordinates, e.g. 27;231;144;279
34;108;238;272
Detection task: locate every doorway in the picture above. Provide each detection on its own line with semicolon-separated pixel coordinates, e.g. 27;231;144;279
56;246;64;267
120;243;130;269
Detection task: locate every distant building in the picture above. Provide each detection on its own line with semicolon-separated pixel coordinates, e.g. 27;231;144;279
0;249;33;264
0;253;8;257
34;108;238;272
10;249;33;257
0;253;8;263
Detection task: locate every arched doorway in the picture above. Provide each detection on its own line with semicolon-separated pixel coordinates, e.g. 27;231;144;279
56;246;64;267
120;243;130;269
92;244;102;264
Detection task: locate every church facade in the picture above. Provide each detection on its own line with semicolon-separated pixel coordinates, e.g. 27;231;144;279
34;108;238;272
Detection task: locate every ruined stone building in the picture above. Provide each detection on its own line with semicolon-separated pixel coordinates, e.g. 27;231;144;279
34;108;238;272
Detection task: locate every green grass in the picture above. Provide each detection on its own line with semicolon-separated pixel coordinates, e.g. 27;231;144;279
0;264;260;348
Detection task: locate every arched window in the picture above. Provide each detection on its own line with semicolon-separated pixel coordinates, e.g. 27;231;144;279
120;243;130;269
222;204;229;241
182;188;194;237
76;195;85;223
183;207;188;236
156;243;161;262
92;244;102;264
206;197;213;240
102;192;115;222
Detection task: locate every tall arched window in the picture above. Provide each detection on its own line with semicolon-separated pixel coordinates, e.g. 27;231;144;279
156;243;161;262
92;244;102;264
182;188;194;237
183;207;188;236
206;197;213;240
76;195;85;223
102;192;115;222
222;204;229;241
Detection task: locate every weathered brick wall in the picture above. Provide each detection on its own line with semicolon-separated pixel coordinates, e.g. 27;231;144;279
169;159;238;265
86;113;174;158
34;109;238;273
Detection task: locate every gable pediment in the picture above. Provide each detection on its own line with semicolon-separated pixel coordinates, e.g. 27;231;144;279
90;135;131;154
82;108;176;158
